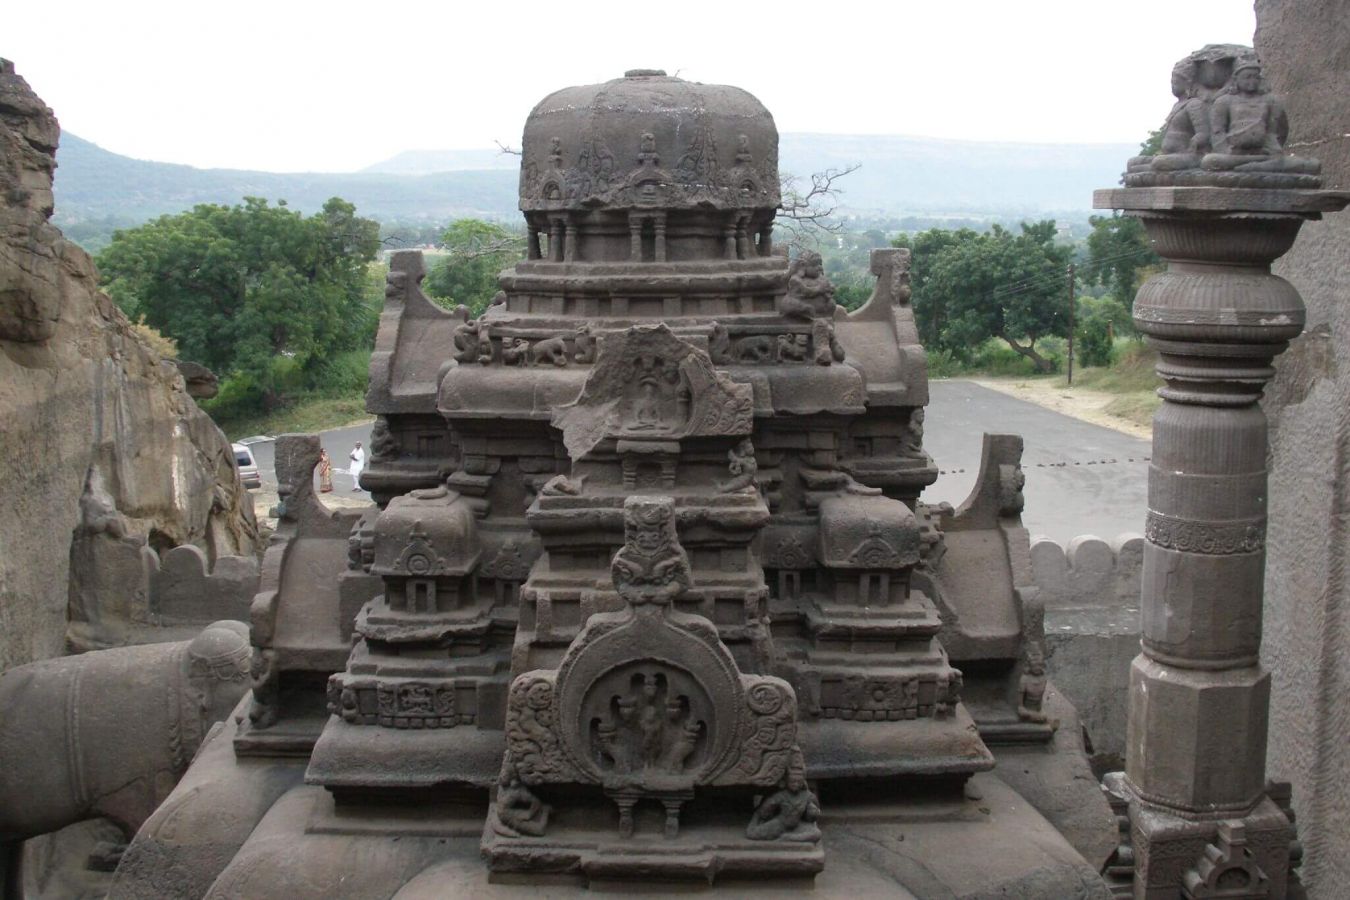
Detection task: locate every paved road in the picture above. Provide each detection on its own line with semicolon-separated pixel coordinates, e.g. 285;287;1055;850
925;380;1149;543
241;380;1148;543
243;422;376;496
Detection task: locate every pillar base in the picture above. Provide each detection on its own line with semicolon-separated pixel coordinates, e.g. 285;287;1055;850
1106;773;1295;899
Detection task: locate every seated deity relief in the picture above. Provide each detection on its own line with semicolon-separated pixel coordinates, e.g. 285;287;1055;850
1125;44;1320;189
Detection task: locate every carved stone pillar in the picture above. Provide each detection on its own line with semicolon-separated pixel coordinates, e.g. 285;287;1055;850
527;226;542;260
722;218;738;260
1094;185;1348;899
736;214;751;260
562;215;577;263
653;214;667;262
758;223;773;257
548;218;564;262
629;213;644;261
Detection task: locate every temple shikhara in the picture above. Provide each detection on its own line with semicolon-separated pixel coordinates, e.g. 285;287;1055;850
2;43;1347;898
184;69;1098;892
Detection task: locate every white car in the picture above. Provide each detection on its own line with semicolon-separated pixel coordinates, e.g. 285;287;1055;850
232;442;262;489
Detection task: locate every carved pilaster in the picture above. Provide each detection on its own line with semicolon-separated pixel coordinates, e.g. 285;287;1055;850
1096;44;1348;897
1097;184;1346;900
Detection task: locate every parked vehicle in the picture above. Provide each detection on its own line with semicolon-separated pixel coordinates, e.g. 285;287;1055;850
233;442;262;489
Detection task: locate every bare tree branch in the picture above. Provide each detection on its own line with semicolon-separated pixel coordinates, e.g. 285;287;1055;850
444;234;526;261
776;164;861;251
495;140;523;157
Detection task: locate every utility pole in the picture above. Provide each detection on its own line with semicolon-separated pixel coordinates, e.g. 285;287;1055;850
1066;262;1076;386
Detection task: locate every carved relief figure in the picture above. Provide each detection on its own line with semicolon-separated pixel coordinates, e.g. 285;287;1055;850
611;496;692;606
573;323;596;363
370;416;399;464
502;337;530;366
529;334;570;367
782;251;837;319
709;321;733;364
1129;58;1209;174
596;671;703;775
1018;645;1049;724
998;462;1026;517
746;750;821;842
623;354;683;432
900;408;926;459
812;319;845;365
734;335;775;363
494;755;551;837
717;438;759;493
452;316;482;364
1202;57;1319;174
777;333;809;362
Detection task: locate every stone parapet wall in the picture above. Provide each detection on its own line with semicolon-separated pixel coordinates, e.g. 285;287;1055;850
66;540;258;652
1030;533;1143;611
1030;533;1142;767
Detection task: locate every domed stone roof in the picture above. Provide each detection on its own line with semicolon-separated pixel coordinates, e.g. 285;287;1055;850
518;69;780;214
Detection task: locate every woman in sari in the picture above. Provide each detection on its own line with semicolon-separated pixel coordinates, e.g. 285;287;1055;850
318;448;334;493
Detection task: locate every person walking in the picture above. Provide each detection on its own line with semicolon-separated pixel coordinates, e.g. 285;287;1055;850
318;449;333;493
349;441;365;492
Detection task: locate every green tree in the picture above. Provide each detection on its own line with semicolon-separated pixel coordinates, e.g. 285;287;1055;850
424;219;524;315
98;197;380;410
1083;212;1160;309
895;222;1072;371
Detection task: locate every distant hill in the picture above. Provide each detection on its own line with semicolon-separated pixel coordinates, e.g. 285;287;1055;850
777;134;1132;215
360;148;518;174
52;131;1133;244
52;134;519;227
359;133;1135;214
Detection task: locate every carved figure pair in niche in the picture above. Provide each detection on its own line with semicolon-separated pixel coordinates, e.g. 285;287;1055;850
1126;47;1319;186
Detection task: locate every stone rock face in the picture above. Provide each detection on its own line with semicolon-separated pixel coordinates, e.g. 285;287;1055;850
1254;3;1350;895
0;60;259;669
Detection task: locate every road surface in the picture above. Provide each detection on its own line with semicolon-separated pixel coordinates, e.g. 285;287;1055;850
241;380;1148;544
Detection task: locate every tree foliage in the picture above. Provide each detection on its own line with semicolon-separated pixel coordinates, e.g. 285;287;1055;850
97;197;381;409
1083;212;1160;309
894;221;1073;372
424;219;524;315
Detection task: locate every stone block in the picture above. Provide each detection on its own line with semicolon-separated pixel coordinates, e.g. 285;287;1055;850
1126;655;1271;811
1044;606;1140;764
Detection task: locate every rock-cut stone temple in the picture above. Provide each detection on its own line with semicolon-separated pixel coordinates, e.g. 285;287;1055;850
107;70;1122;897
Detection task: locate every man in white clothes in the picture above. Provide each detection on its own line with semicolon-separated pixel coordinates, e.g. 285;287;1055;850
349;441;365;491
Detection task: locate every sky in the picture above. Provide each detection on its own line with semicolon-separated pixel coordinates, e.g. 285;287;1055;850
5;0;1257;174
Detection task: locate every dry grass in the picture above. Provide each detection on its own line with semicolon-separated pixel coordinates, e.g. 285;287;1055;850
970;345;1161;438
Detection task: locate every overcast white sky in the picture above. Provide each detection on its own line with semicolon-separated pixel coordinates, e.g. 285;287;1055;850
5;0;1257;173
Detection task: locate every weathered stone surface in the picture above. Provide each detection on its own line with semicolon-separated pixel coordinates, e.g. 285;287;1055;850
0;621;251;842
0;60;258;669
1254;3;1350;896
172;359;220;400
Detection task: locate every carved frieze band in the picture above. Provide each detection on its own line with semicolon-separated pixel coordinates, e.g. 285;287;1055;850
1144;510;1265;555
